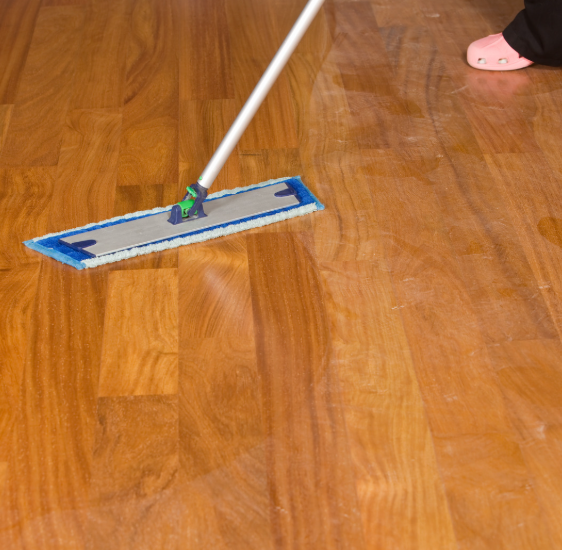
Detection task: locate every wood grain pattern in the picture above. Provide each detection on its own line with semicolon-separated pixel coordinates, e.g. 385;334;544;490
71;0;131;109
50;109;122;232
362;147;556;549
0;0;42;104
0;168;55;268
111;184;179;270
321;260;457;549
248;232;365;549
179;0;234;100
0;6;85;166
0;265;41;460
1;264;107;549
99;268;178;397
178;236;273;549
488;340;562;547
0;105;13;155
87;395;180;549
116;0;178;187
2;0;562;548
234;56;299;151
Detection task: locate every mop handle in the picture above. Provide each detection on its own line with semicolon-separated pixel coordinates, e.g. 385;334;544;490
197;0;325;190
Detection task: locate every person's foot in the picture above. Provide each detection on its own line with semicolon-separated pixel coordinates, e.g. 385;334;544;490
467;33;534;71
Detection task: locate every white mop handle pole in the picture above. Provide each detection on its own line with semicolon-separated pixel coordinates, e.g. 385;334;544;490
197;0;325;190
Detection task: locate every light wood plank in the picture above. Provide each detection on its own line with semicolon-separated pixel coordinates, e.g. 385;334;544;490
99;268;178;397
362;147;556;549
321;260;457;549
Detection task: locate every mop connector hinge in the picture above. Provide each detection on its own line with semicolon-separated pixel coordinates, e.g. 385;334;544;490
168;183;208;225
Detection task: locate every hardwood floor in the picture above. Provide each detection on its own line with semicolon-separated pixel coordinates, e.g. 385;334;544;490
1;0;562;548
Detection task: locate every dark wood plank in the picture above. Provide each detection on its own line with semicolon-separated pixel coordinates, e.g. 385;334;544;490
178;236;273;549
0;0;42;104
178;0;234;100
0;6;85;166
117;0;178;187
71;0;132;109
2;264;107;549
247;232;365;549
87;395;180;549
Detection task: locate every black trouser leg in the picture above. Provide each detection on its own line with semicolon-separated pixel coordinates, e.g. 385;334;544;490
503;0;562;66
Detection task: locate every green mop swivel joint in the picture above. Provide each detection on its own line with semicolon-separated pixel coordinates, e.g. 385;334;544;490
168;183;208;225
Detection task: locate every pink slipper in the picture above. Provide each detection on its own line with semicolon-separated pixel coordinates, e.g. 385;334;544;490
467;33;534;71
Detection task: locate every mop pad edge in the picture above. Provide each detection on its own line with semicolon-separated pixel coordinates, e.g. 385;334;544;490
24;176;323;270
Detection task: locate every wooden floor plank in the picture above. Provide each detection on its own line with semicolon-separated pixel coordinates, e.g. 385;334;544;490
178;0;234;101
529;81;562;183
362;148;556;549
111;184;179;270
488;340;562;547
1;264;107;549
71;0;131;110
0;6;85;166
99;268;178;397
0;168;55;268
116;0;178;187
178;235;273;549
1;0;562;547
321;260;457;549
485;152;562;340
233;56;299;151
0;0;43;104
0;105;13;155
50;109;122;232
87;395;180;549
0;265;41;464
247;232;365;550
380;21;558;345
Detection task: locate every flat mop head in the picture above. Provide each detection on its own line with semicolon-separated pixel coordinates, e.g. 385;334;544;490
24;177;323;269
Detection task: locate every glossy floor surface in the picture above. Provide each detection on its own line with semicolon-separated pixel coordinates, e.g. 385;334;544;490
1;0;562;548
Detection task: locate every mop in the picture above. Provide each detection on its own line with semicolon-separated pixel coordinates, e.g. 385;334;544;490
24;0;325;270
